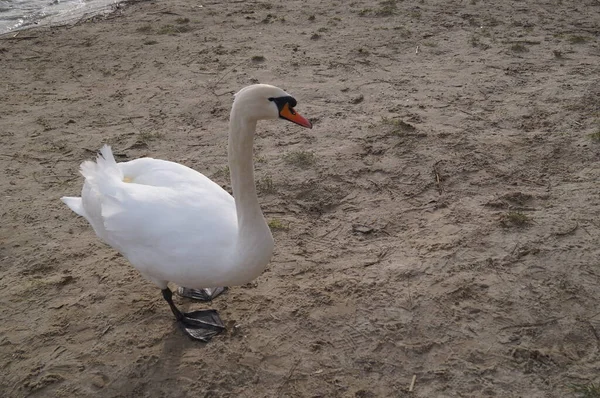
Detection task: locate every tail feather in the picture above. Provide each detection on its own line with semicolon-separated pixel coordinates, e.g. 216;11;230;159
80;145;120;178
79;145;123;198
63;145;129;242
61;196;87;218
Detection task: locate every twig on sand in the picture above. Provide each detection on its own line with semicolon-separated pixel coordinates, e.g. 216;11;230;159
504;40;541;45
433;161;443;195
148;9;181;15
457;108;485;120
207;60;246;98
588;311;600;320
399;204;437;213
409;375;417;392
100;325;112;337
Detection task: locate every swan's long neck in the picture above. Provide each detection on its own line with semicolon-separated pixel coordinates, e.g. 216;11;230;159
228;116;261;223
227;111;274;282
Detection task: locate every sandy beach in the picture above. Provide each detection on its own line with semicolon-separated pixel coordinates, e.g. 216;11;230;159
1;0;599;396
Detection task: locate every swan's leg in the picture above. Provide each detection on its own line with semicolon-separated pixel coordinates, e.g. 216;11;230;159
177;286;228;301
161;288;225;342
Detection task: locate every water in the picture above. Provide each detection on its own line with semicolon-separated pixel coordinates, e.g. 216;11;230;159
0;0;118;34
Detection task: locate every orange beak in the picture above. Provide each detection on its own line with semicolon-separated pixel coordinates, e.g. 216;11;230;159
279;103;312;129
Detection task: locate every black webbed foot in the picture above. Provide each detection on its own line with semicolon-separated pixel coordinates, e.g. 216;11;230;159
162;288;225;342
179;309;225;342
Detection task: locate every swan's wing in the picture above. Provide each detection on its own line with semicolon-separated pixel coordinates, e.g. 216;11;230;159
75;148;237;278
102;157;237;256
98;180;237;274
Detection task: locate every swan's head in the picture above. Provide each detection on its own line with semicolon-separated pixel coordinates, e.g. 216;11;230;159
233;84;312;129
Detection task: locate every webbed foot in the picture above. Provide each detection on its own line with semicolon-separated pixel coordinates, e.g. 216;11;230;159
179;309;225;342
162;288;225;342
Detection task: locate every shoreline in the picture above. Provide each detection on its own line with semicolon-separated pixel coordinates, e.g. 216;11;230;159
0;0;124;37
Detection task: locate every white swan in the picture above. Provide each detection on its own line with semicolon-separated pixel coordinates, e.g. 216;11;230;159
61;84;312;341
